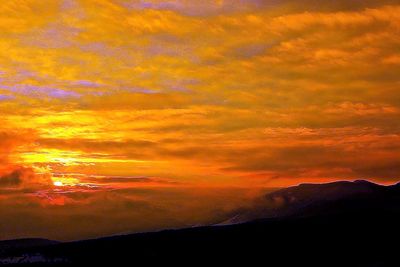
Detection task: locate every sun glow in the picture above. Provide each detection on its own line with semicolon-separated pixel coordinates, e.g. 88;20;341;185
53;181;63;187
51;176;81;187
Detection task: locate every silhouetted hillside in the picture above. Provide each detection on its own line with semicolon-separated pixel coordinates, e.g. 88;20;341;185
221;180;400;224
1;180;400;266
0;239;58;254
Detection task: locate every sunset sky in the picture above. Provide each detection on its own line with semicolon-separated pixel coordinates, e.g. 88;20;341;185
1;0;400;240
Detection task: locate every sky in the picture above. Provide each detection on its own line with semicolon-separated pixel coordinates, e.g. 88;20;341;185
0;0;400;240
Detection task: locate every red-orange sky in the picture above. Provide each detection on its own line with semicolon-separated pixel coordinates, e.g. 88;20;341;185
0;0;400;240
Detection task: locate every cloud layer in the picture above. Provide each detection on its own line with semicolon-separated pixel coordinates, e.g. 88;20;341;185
0;1;399;187
0;0;399;239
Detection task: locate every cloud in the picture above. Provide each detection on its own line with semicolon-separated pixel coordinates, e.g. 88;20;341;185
0;129;53;190
0;167;53;190
0;170;23;187
0;1;399;189
0;0;400;242
0;130;34;166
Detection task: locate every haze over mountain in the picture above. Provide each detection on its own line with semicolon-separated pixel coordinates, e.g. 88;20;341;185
0;1;399;265
0;0;399;245
220;179;400;224
1;180;400;266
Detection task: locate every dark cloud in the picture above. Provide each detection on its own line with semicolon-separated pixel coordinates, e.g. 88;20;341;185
0;170;22;187
0;167;52;190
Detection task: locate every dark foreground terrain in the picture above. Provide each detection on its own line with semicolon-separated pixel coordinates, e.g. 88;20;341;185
1;180;400;266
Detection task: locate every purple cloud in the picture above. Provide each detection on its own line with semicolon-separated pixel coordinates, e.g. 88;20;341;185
121;0;267;16
1;84;81;99
0;94;14;101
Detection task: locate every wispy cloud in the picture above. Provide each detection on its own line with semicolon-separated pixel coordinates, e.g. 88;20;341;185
0;0;398;196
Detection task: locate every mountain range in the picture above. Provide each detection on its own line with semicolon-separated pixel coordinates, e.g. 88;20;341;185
1;180;400;266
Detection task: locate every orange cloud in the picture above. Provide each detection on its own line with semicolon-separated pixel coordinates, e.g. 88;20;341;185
0;0;399;241
0;1;399;189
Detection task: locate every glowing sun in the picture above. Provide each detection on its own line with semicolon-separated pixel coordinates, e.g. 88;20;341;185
53;181;64;187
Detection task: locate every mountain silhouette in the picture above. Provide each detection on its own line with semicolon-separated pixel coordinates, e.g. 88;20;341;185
1;180;400;266
220;180;400;224
0;239;58;254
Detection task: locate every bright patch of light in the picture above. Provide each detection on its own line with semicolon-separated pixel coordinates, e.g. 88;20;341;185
53;181;64;187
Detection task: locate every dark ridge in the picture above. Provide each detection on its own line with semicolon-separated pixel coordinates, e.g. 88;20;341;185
219;180;400;224
2;180;400;266
0;238;59;255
